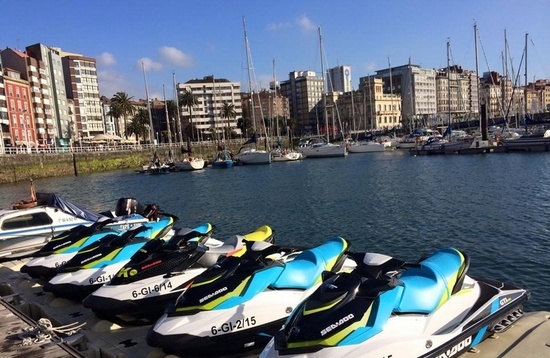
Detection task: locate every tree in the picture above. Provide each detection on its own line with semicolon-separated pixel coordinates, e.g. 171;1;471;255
111;92;135;139
179;89;198;141
166;100;179;144
237;117;252;137
126;108;150;143
221;102;236;140
108;102;123;137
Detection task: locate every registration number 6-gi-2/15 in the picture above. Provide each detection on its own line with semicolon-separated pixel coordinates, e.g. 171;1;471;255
211;316;257;335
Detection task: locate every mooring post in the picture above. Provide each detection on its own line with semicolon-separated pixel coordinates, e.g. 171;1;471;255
72;153;78;176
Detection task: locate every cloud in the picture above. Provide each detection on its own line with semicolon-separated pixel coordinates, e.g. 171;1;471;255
296;15;316;32
137;57;163;72
98;69;128;98
96;52;116;67
159;46;195;67
362;61;377;74
267;22;291;31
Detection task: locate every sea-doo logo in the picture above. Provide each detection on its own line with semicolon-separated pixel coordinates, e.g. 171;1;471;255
199;287;228;303
435;336;472;358
320;313;354;336
81;253;102;264
53;241;72;250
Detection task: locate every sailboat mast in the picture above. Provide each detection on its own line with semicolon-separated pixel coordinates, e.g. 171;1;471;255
243;17;257;142
272;59;279;138
319;26;329;142
523;33;529;119
473;22;486;140
163;85;172;146
173;72;184;144
388;57;395;128
141;61;155;146
368;75;374;132
447;38;451;128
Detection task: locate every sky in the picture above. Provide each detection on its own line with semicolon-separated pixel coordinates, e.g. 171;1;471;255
2;0;549;101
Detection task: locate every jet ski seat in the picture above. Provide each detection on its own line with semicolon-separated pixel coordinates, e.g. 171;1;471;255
271;237;347;290
395;248;467;314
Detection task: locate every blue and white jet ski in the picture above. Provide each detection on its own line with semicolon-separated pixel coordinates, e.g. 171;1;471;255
260;247;530;358
20;218;121;280
43;216;175;300
82;224;275;324
146;237;352;357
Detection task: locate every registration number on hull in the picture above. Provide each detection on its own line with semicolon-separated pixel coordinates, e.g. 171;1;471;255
211;316;257;335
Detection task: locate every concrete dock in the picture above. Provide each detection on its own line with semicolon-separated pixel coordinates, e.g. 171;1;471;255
1;257;548;358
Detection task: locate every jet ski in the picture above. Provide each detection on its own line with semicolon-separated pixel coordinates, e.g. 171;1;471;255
82;224;275;324
20;218;120;280
43;216;175;300
146;236;351;357
261;247;530;358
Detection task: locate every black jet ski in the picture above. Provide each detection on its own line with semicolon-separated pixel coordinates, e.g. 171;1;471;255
43;216;175;300
20;218;118;279
261;247;530;358
82;224;274;324
146;237;353;357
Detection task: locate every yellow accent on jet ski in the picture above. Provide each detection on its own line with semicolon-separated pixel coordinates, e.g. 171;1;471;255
56;236;90;253
176;276;251;312
189;273;225;288
304;297;343;316
82;248;123;269
230;225;273;258
435;248;465;310
312;239;348;286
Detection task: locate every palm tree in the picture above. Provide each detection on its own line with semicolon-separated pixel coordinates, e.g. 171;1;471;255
179;89;198;141
126;108;150;143
111;92;135;139
108;102;123;137
221;102;236;140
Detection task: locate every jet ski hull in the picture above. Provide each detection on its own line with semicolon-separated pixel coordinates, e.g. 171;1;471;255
83;268;207;322
44;261;132;299
147;289;315;356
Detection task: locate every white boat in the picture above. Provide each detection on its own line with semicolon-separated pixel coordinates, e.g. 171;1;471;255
397;128;441;149
297;136;347;158
173;157;205;171
270;149;303;162
234;146;271;165
0;194;151;257
347;140;385;153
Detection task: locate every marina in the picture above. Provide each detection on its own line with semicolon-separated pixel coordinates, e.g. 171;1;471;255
1;149;549;357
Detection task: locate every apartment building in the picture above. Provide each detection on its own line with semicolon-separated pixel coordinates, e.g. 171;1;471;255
1;47;55;146
327;65;352;93
241;89;290;137
0;56;7;153
177;75;242;140
435;65;480;123
26;43;71;145
280;71;324;136
360;64;437;128
61;51;103;141
2;67;37;150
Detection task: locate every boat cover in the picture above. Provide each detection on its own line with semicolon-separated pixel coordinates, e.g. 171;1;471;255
36;192;105;222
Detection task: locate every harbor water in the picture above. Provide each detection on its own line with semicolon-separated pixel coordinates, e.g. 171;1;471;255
1;150;549;312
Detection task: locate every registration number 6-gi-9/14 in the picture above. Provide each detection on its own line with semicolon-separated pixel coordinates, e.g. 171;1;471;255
211;316;257;335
